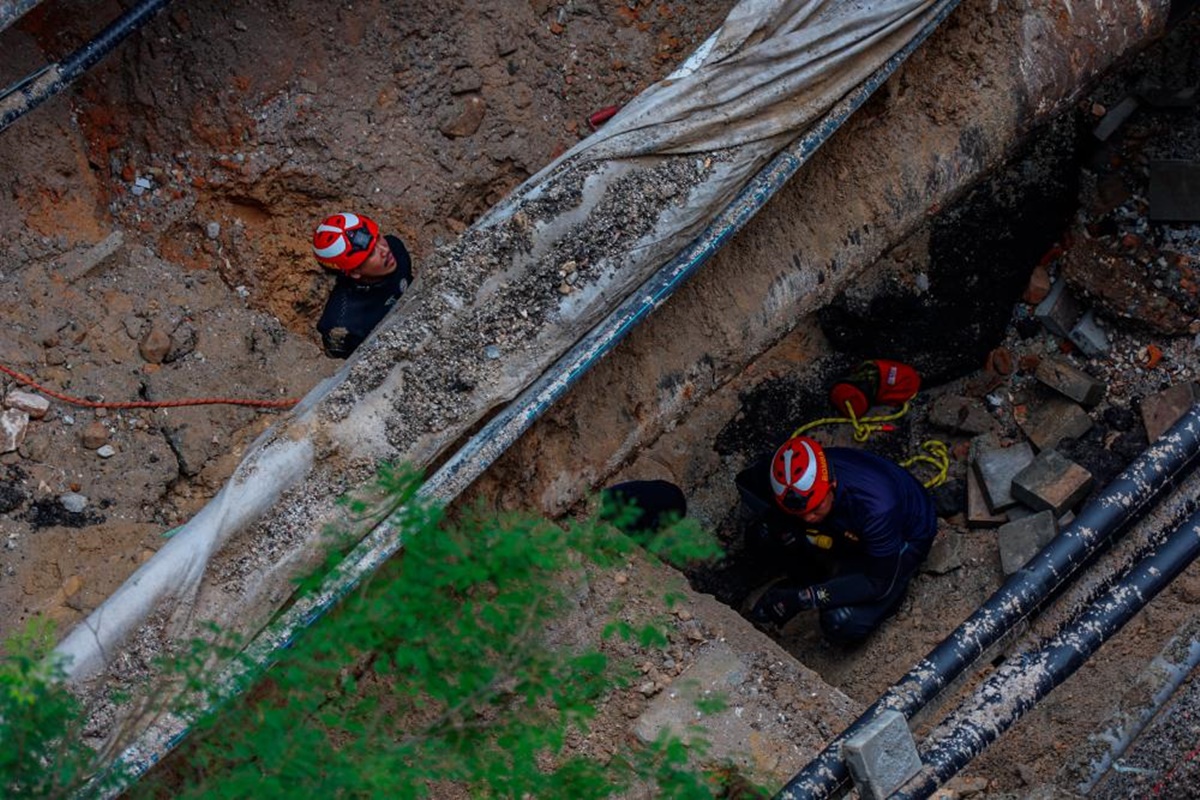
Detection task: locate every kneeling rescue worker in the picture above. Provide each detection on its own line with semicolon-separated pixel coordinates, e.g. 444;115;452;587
311;212;415;358
749;434;937;645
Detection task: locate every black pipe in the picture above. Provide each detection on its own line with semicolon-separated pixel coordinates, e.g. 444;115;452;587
892;505;1200;799
0;0;172;135
776;403;1200;800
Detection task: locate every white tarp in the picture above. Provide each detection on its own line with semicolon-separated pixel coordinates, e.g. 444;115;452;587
55;0;948;739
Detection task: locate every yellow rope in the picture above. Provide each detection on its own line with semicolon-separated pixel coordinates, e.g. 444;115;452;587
789;399;949;488
791;400;913;443
902;439;950;489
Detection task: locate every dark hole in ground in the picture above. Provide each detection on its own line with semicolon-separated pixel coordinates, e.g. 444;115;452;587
686;113;1089;619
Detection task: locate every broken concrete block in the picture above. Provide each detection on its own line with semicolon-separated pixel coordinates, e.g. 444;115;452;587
1019;396;1094;451
998;510;1058;576
1092;96;1139;142
4;390;50;419
1149;159;1200;222
57;230;124;284
1034;357;1105;407
922;529;963;575
1140;382;1200;442
1012;450;1094;517
972;441;1035;513
1;408;29;453
929;395;996;435
966;466;1007;528
1068;309;1110;357
842;709;922;800
1034;280;1082;339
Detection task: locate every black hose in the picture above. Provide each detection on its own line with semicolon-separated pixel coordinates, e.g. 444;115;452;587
776;403;1200;800
0;0;172;135
892;505;1200;799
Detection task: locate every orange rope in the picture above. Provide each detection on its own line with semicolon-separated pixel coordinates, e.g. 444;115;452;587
0;363;299;410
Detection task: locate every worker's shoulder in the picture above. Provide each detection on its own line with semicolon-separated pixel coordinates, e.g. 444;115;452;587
827;447;910;482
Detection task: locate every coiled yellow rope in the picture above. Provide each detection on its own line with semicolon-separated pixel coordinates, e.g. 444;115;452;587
790;400;949;489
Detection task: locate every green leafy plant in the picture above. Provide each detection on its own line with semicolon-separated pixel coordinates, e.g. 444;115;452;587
0;618;124;799
127;465;744;799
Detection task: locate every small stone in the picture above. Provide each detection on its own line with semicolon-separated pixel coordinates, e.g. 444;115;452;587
438;95;487;138
484;345;501;359
614;572;628;585
206;221;221;240
122;315;144;340
96;444;116;458
62;574;83;598
5;390;50;419
139;326;172;364
1;408;29;453
81;420;109;449
59;492;88;513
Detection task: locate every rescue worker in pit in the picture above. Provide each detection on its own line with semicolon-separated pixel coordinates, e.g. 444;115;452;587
311;212;414;358
748;435;937;645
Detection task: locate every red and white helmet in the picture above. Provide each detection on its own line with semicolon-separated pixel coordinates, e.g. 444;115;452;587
769;436;833;515
312;212;380;272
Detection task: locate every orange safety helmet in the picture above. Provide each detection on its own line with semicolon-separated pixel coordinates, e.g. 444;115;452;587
312;212;380;272
769;436;833;515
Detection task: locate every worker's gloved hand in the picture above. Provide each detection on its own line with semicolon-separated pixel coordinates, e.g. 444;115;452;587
748;520;799;550
750;585;817;626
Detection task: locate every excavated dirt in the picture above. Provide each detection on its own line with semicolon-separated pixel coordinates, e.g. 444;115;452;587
0;0;733;636
3;1;1200;797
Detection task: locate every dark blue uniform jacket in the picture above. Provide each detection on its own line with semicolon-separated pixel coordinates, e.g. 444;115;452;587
316;235;412;358
805;447;937;607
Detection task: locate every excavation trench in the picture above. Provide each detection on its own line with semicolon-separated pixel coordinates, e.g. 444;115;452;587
2;0;1198;796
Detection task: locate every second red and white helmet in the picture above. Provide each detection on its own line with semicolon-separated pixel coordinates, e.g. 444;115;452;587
312;212;379;272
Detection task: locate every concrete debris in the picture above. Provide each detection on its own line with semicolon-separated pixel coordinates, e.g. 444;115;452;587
1067;309;1111;358
1139;382;1200;443
843;708;922;800
1;407;29;453
929;395;996;436
1034;357;1105;407
997;510;1057;576
965;465;1007;528
972;440;1035;514
922;529;963;575
1018;396;1093;452
4;389;49;419
1011;449;1093;518
1034;279;1082;339
59;492;88;513
57;231;125;284
1091;96;1139;142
